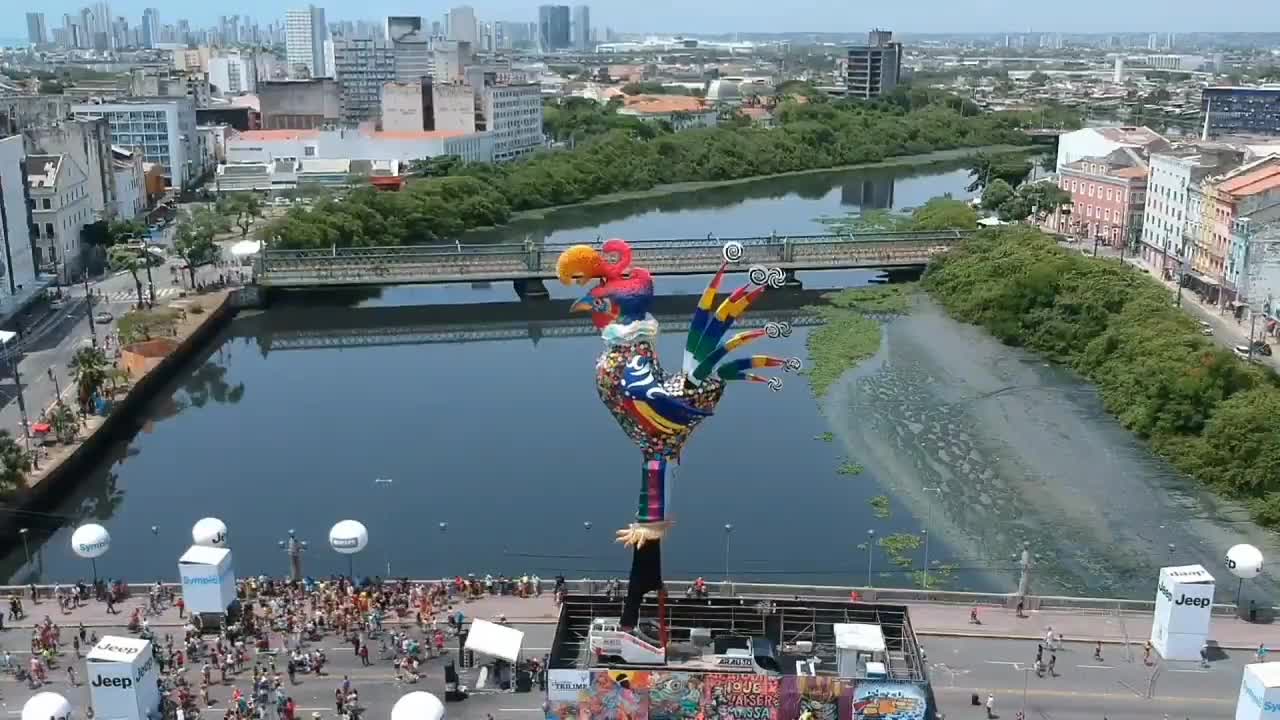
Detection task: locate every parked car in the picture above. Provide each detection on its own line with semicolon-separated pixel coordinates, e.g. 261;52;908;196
1198;320;1213;336
93;311;113;324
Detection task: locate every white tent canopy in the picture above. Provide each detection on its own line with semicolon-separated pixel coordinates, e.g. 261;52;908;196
230;240;262;257
464;619;524;663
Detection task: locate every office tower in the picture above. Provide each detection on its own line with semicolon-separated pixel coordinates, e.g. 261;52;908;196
332;38;396;124
386;16;431;83
448;6;478;45
845;29;902;100
141;8;159;48
571;5;590;50
537;5;570;51
26;13;48;45
286;6;329;78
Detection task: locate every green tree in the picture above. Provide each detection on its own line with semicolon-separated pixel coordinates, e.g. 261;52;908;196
107;245;148;309
223;194;263;238
48;401;79;444
980;179;1016;212
69;346;110;414
173;214;220;288
0;430;31;493
966;153;1033;193
910;197;978;231
106;219;148;246
1027;71;1050;86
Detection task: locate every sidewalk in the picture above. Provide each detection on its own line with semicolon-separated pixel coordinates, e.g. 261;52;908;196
16;593;1280;651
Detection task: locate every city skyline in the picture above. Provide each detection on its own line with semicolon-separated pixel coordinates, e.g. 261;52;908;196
6;0;1280;40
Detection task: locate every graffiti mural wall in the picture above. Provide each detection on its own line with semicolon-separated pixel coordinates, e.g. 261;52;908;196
851;682;926;720
545;670;927;720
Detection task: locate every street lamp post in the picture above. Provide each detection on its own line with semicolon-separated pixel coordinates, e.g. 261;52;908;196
47;367;60;402
866;529;875;587
277;529;307;581
83;272;97;348
723;524;733;586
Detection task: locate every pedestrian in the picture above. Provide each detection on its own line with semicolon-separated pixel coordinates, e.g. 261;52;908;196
1258;643;1269;662
334;687;345;714
1199;644;1210;669
1048;652;1057;677
1143;640;1152;665
177;597;185;619
1015;598;1025;618
1044;626;1054;649
985;693;994;719
358;643;369;667
67;666;78;686
1035;643;1043;664
1093;641;1103;662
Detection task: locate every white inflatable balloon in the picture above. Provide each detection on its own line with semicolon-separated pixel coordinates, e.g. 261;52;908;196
22;691;72;720
1227;543;1264;580
390;692;444;720
70;524;110;559
192;517;229;547
328;520;368;555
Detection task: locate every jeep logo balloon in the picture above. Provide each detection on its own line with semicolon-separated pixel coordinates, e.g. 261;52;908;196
192;517;229;547
70;524;110;559
1226;543;1264;580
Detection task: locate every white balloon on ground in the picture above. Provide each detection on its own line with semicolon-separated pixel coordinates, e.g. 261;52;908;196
22;691;72;720
328;520;369;555
70;524;110;559
390;692;444;720
1227;543;1264;579
192;517;229;547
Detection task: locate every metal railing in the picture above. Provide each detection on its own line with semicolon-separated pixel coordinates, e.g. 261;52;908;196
255;230;975;287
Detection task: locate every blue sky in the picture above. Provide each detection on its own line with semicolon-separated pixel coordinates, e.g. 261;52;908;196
7;0;1277;38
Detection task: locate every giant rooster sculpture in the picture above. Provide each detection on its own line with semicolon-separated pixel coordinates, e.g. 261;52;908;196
556;237;801;633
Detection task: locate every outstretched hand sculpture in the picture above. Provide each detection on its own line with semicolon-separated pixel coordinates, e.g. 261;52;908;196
556;238;800;628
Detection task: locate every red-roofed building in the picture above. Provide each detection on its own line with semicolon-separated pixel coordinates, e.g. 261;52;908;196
1192;155;1280;304
1051;147;1150;249
617;94;718;131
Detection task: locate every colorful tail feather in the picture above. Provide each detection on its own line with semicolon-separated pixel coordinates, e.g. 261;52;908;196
691;329;768;383
683;264;729;378
716;355;786;381
691;285;767;369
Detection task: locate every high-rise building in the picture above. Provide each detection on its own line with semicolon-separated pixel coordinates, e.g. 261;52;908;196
537;5;570;52
386;16;431;83
209;53;257;96
479;80;544;161
845;29;902;99
448;6;478;45
1202;87;1280;138
92;1;112;46
26;13;48;45
72;98;198;188
0;136;39;299
332;38;397;125
286;6;329;78
571;5;590;51
141;8;159;49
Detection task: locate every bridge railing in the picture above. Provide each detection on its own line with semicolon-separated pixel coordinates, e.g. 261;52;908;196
257;231;976;283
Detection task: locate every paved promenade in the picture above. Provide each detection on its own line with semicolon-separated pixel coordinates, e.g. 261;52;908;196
12;591;1277;651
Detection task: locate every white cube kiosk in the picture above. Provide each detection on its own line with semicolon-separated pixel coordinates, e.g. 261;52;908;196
178;545;237;615
1150;564;1216;661
87;636;160;720
1237;662;1280;720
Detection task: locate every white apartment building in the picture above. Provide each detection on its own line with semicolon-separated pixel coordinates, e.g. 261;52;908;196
433;84;476;133
225;127;495;166
1056;126;1169;173
111;146;146;219
0;136;39;299
286;6;328;79
481;83;543;162
26;154;92;279
208;54;257;96
72;98;197;189
1139;146;1244;277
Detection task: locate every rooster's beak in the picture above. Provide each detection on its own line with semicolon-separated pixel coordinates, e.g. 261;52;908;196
557;245;607;286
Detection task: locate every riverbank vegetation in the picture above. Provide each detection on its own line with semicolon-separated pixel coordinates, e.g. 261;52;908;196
263;97;1047;249
924;227;1280;528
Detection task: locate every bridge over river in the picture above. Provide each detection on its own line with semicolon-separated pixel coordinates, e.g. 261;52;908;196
239;288;838;352
254;230;974;295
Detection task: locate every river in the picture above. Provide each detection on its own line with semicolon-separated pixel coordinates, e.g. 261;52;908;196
5;160;1275;603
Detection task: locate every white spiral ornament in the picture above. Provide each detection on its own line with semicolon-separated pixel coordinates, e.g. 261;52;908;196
749;265;786;287
767;377;784;392
784;357;803;373
722;241;745;264
765;321;793;339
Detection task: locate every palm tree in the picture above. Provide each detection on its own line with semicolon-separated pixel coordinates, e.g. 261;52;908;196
0;430;31;493
70;346;109;414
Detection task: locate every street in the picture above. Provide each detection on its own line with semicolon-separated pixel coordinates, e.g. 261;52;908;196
0;220;236;451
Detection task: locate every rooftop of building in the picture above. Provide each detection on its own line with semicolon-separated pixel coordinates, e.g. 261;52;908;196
25;154;63;189
1093;125;1168;147
619;94;710;115
1218;158;1280;197
234;129;321;142
548;593;925;682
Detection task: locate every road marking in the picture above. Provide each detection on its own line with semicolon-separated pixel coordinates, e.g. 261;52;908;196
1168;668;1210;673
1076;664;1115;669
985;660;1025;670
